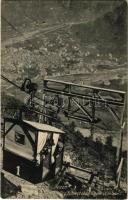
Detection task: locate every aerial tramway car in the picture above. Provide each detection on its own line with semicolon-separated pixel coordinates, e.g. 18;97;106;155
3;117;65;183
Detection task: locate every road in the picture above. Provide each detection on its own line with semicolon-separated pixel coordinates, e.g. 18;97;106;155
2;23;70;47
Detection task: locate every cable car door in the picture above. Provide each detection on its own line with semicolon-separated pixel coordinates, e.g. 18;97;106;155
41;135;52;181
54;135;64;175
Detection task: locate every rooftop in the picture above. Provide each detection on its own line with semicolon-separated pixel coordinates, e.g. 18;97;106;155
23;120;65;134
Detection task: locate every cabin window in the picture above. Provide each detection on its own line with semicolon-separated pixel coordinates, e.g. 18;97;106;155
15;132;25;145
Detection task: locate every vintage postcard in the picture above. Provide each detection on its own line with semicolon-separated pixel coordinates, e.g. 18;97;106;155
1;0;127;199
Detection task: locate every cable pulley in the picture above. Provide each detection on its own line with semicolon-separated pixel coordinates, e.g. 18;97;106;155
21;78;38;95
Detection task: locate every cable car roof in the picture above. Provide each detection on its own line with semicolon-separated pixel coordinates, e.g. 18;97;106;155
23;120;65;134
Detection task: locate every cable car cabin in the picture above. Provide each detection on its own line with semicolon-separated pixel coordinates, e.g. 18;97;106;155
3;118;65;183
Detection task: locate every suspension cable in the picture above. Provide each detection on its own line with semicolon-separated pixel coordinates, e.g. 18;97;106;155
1;75;21;89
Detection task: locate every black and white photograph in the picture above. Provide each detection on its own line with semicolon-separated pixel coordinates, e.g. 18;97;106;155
1;0;127;199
